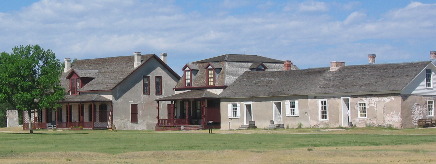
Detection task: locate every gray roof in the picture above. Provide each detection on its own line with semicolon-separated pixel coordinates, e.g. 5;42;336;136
61;94;111;103
175;54;290;89
61;54;180;92
194;54;284;63
220;61;431;98
156;90;219;101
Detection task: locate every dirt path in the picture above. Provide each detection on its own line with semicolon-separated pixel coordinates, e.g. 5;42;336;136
1;142;435;163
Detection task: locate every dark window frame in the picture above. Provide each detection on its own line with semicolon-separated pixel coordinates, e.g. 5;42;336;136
143;76;150;95
155;76;162;95
131;104;138;123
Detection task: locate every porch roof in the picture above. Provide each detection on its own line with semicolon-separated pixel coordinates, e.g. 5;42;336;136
61;94;111;103
156;90;219;101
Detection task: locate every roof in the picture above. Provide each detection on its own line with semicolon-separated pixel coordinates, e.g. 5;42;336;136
175;54;289;89
156;90;219;101
61;94;111;103
194;54;284;63
61;54;180;92
220;61;431;98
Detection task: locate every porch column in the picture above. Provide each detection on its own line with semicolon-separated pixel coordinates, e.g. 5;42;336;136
185;101;189;125
55;109;58;127
92;103;95;129
201;100;206;128
156;101;160;127
67;103;70;126
110;103;113;129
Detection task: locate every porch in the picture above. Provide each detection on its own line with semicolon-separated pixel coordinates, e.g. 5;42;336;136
156;90;221;130
23;94;113;130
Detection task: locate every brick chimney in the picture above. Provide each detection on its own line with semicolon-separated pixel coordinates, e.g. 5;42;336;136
368;54;376;64
133;52;142;68
330;61;345;71
160;53;167;64
430;51;436;61
64;58;71;72
283;60;292;71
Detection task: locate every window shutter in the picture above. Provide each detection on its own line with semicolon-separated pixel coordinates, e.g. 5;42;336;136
236;103;241;118
228;104;232;118
295;100;299;116
285;100;291;116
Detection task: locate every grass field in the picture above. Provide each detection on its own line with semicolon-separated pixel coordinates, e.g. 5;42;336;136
1;127;436;163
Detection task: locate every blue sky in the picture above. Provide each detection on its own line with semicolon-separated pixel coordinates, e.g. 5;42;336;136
1;0;436;74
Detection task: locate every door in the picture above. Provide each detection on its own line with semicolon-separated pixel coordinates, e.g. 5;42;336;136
273;102;282;124
341;97;351;127
244;103;253;125
167;104;175;119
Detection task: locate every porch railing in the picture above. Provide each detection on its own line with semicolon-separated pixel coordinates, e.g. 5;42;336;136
158;119;188;126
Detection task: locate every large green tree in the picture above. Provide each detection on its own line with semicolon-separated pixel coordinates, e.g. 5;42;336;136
0;45;64;133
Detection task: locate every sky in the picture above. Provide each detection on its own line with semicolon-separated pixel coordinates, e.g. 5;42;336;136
1;0;436;74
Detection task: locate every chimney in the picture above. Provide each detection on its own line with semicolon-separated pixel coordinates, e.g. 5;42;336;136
368;54;376;64
283;60;292;71
430;51;436;61
64;58;71;72
330;61;345;71
133;52;141;68
160;53;167;64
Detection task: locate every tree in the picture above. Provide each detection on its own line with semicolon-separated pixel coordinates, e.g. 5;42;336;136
0;45;64;133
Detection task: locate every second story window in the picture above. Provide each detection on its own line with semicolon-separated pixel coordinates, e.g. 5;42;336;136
143;76;150;95
155;76;162;95
207;69;214;86
70;78;80;95
426;69;432;88
185;70;191;87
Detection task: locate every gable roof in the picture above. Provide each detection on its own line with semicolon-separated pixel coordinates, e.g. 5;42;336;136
220;61;431;98
194;54;284;63
61;54;180;92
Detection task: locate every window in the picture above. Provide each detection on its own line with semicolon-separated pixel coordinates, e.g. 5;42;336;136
207;69;215;86
99;104;108;122
428;100;434;116
228;103;240;118
358;103;367;118
155;76;162;95
70;78;80;95
286;100;299;116
88;104;94;122
143;76;150;95
426;69;432;88
320;100;328;120
131;104;138;123
185;70;191;87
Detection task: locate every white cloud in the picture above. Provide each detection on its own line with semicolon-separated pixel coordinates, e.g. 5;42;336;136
298;1;328;12
0;0;435;73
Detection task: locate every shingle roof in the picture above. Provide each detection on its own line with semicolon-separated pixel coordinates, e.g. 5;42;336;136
60;54;180;92
194;54;284;63
156;90;219;101
61;94;111;103
220;61;431;98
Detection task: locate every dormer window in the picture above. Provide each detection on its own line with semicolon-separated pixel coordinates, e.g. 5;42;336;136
70;78;80;95
256;65;266;71
426;69;432;88
207;65;215;86
184;67;192;87
249;63;267;71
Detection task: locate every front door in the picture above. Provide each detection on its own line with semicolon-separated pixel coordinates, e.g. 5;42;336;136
341;97;351;127
273;102;282;124
244;103;253;125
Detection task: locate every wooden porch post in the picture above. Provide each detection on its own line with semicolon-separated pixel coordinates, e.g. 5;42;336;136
67;103;70;127
91;103;95;129
185;101;189;125
201;99;207;128
55;108;58;128
156;101;160;127
110;103;113;129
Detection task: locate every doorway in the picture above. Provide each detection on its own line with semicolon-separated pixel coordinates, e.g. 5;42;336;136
273;102;282;124
341;97;351;127
244;103;253;125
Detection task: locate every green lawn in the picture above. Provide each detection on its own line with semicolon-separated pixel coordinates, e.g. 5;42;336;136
1;128;436;156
